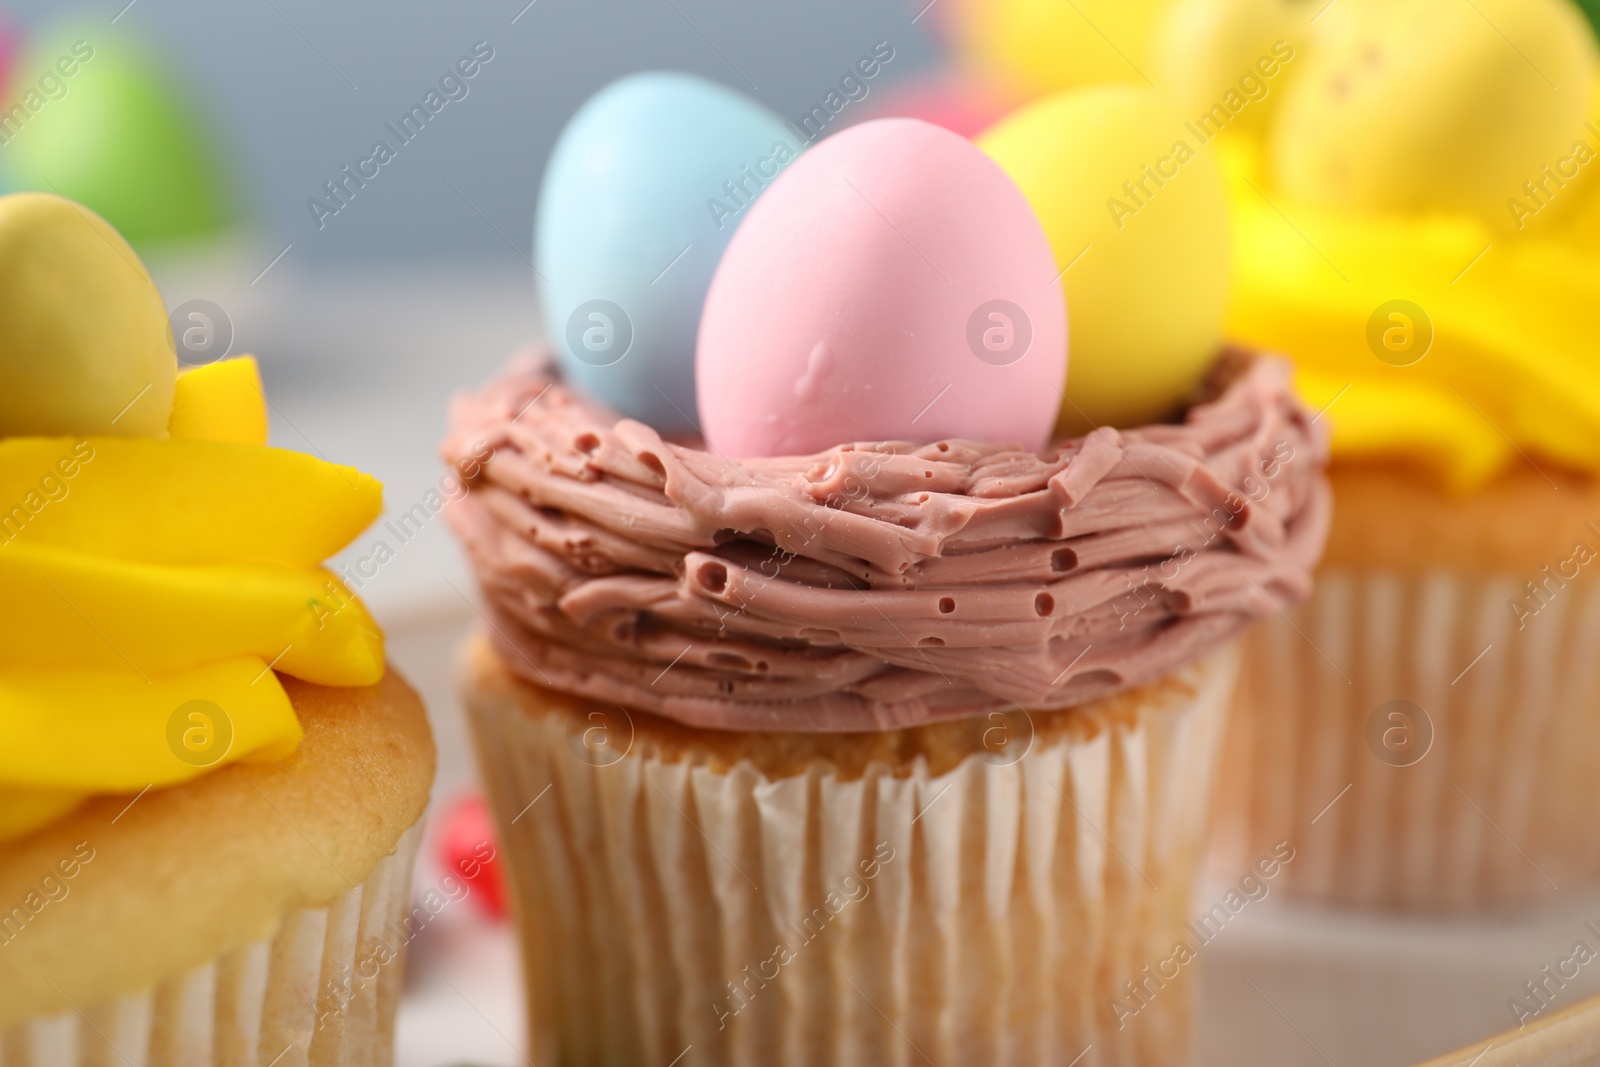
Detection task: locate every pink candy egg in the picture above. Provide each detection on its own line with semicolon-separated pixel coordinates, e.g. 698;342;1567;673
696;118;1066;458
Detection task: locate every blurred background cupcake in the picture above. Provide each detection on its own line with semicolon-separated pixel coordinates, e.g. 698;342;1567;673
0;192;434;1063
1207;0;1600;908
907;0;1600;915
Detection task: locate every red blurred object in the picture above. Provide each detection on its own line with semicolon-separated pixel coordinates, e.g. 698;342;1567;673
856;71;1019;140
0;16;20;98
436;793;509;921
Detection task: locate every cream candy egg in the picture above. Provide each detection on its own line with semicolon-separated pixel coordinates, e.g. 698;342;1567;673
696;118;1065;458
979;86;1230;435
0;193;176;437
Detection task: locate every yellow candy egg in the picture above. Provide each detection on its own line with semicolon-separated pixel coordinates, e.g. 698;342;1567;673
1558;171;1600;251
1551;86;1600;249
0;193;176;437
950;0;1178;101
1269;0;1599;230
1152;0;1301;134
979;85;1231;434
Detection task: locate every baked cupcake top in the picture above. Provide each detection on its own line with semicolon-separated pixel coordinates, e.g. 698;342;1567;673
443;349;1329;732
0;192;384;843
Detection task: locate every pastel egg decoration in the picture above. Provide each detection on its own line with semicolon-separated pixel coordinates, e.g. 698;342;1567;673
537;72;803;433
979;85;1230;435
947;0;1179;102
2;24;231;246
696;118;1065;458
1556;114;1600;254
0;193;177;437
1151;0;1299;135
1269;0;1598;230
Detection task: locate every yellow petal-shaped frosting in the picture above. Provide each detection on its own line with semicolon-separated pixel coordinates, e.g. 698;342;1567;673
1222;141;1600;488
0;195;387;843
0;541;382;685
1293;368;1507;491
169;357;269;446
0;437;380;565
0;657;302;792
0;788;87;843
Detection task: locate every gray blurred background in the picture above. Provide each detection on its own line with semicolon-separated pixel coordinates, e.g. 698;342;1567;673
2;0;939;262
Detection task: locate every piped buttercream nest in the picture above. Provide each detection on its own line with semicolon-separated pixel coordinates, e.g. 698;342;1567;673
442;350;1331;732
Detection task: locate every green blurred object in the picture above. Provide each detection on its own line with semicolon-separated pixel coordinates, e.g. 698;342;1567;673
1576;0;1600;38
0;26;231;246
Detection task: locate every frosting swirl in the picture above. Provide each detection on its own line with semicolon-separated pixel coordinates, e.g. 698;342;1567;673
444;350;1330;732
0;357;385;842
0;194;384;844
1219;138;1600;490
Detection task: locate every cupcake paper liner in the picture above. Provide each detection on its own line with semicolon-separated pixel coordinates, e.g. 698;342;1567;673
1213;568;1600;908
0;822;422;1067
465;641;1239;1067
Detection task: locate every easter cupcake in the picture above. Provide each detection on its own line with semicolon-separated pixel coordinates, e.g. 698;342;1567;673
445;93;1329;1065
0;193;433;1063
1209;0;1600;907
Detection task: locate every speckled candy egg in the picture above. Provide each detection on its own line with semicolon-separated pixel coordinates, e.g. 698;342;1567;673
696;118;1066;458
1270;0;1598;229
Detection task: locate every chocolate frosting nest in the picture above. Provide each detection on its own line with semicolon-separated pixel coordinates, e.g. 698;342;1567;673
443;350;1331;732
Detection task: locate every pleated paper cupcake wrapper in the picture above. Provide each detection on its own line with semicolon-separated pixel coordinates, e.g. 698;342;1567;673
466;643;1239;1067
1212;568;1600;909
0;822;422;1067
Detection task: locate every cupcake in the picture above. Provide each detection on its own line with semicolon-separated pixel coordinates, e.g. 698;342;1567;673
0;192;433;1062
1210;0;1600;907
445;95;1329;1064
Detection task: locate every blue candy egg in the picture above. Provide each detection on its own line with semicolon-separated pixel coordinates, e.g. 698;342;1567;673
536;71;803;432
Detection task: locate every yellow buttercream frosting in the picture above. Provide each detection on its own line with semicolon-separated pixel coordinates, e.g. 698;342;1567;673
0;382;384;840
1221;138;1600;491
0;789;89;842
169;356;271;446
1219;0;1600;490
0;658;304;792
0;195;384;842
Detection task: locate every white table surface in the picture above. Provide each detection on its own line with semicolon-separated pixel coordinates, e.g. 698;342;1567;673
175;257;1595;1067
